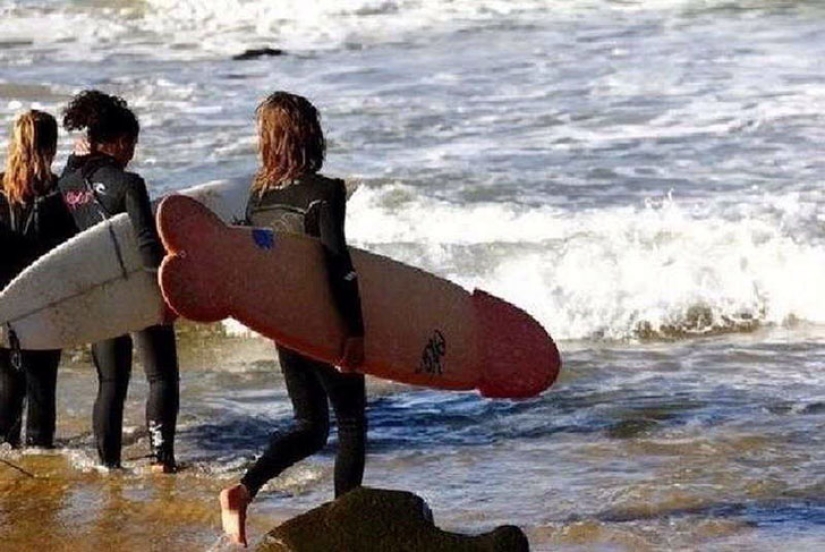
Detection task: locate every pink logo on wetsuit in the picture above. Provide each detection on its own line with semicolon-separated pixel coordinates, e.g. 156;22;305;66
64;190;95;210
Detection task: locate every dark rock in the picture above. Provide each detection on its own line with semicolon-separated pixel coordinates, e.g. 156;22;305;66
255;487;529;552
232;48;286;61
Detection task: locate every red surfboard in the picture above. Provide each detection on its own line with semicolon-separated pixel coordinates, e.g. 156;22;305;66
156;195;560;399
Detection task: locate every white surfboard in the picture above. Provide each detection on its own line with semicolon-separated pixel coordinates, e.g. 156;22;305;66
0;176;253;349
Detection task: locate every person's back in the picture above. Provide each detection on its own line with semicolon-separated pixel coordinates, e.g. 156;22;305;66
0;181;75;256
0;110;74;448
248;173;363;339
59;152;163;269
247;172;344;234
0;220;30;287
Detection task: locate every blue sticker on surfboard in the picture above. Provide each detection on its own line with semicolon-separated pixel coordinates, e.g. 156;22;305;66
252;228;275;250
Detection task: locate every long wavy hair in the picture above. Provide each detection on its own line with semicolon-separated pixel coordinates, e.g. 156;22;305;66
252;91;326;194
2;110;58;205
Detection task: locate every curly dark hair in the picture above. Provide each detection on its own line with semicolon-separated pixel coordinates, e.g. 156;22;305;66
62;89;139;145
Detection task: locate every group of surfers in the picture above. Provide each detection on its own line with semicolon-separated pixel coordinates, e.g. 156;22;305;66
0;90;365;546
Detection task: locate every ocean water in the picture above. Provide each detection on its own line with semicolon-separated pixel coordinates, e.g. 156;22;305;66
1;0;825;550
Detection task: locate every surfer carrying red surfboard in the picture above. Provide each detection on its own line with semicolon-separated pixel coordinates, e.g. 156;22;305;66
220;92;367;546
0;110;76;449
57;90;180;473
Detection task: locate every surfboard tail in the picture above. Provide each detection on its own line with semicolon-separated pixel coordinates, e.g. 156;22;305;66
472;289;561;399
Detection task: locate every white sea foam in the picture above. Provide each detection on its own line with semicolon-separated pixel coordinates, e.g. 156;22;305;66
0;0;556;61
0;3;132;62
1;0;770;61
346;185;825;342
139;0;567;54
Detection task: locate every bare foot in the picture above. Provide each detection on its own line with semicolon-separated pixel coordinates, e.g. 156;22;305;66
220;483;251;547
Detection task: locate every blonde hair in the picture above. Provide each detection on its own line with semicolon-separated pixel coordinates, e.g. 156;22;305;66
3;110;58;205
252;92;326;195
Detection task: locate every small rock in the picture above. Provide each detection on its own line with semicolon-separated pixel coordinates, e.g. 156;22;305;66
232;48;286;61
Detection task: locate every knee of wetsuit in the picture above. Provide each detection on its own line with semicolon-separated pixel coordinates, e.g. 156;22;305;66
295;417;330;451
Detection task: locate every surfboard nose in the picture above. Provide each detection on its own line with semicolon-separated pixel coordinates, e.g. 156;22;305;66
156;194;226;253
472;289;561;399
157;195;233;322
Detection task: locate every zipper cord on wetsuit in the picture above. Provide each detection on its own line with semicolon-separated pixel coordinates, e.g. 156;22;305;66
82;173;129;280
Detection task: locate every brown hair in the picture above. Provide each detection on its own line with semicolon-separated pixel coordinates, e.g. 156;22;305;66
252;91;326;194
2;110;58;205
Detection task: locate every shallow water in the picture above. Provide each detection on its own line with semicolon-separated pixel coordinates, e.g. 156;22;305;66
3;325;825;550
2;0;825;550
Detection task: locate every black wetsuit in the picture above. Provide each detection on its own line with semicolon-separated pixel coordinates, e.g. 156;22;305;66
0;174;76;447
241;173;366;498
58;154;179;467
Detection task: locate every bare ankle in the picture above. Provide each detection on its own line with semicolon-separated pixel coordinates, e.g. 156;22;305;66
220;483;251;546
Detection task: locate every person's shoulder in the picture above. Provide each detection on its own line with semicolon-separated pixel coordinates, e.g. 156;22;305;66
314;173;345;186
118;169;147;190
61;154;85;175
312;173;346;197
87;158;143;187
123;169;145;183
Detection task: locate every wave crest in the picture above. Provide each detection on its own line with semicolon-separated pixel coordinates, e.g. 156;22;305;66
347;185;825;342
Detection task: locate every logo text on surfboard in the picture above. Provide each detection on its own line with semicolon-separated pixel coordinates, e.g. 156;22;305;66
418;330;446;376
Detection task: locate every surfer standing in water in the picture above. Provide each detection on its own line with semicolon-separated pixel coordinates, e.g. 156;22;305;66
220;91;367;546
0;110;76;448
57;90;179;473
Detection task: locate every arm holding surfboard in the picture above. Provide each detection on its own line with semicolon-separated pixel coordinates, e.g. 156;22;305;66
311;179;365;369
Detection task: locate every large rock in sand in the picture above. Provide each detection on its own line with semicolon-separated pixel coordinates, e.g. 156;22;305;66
255;487;529;552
